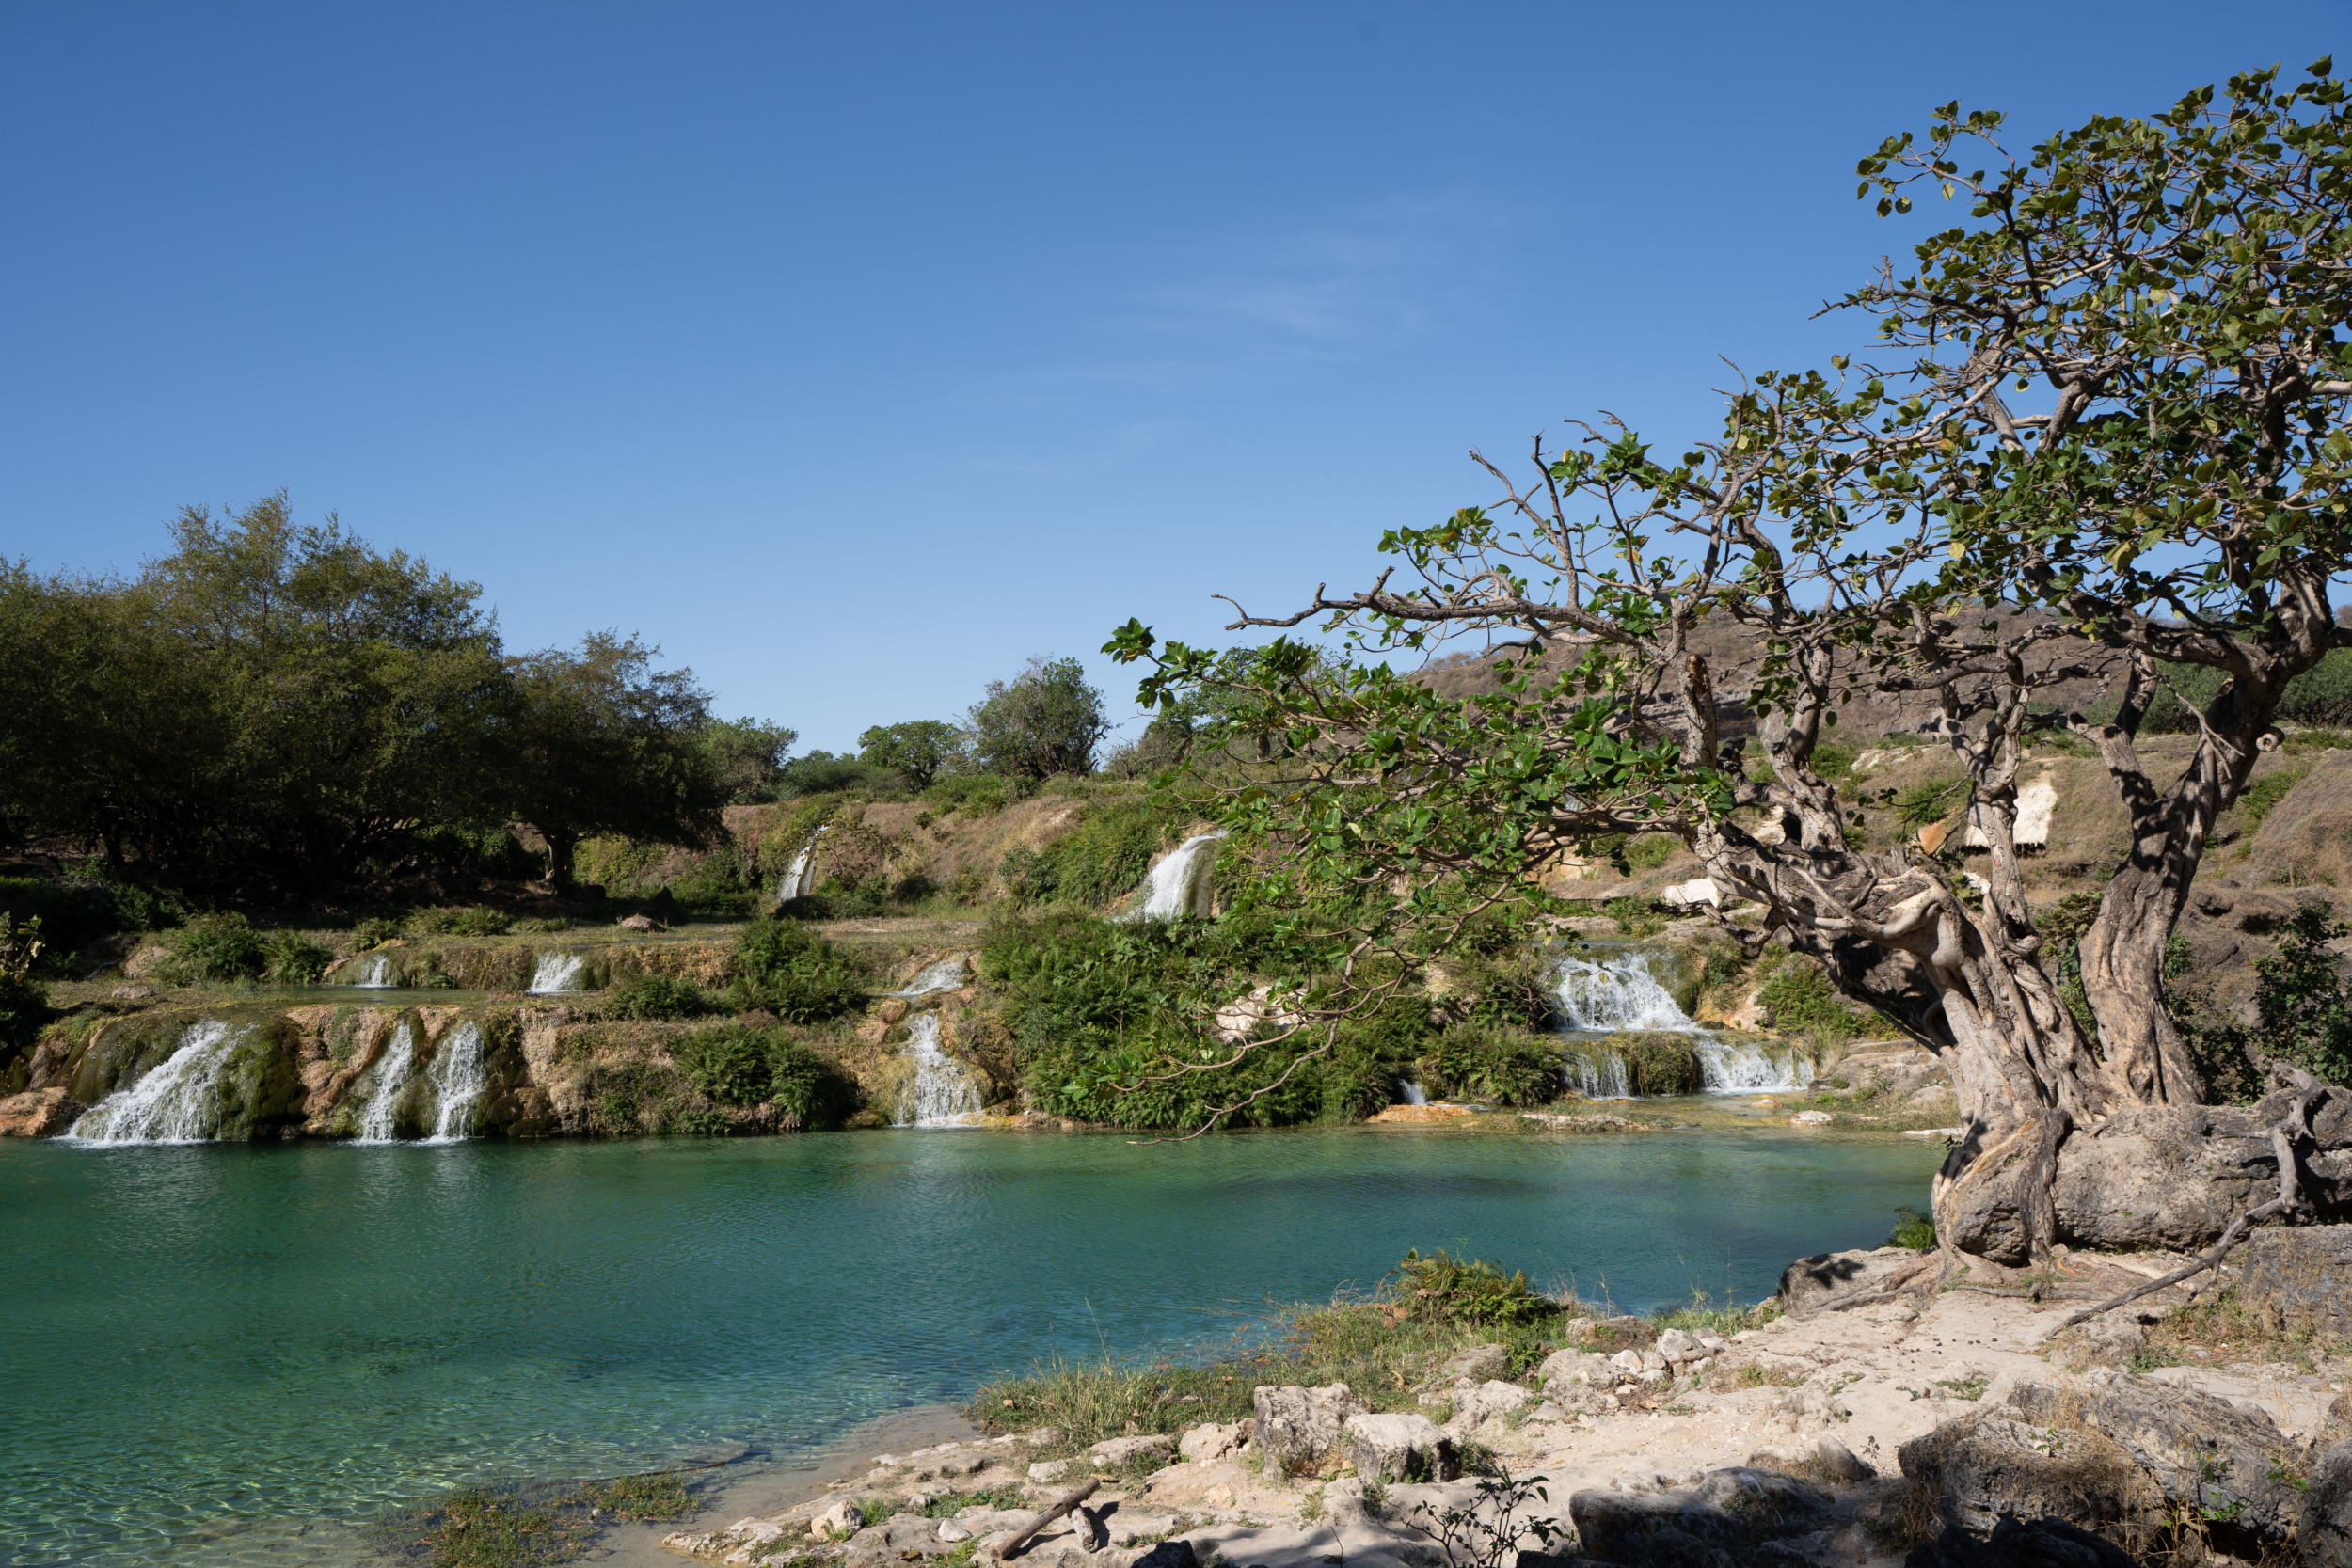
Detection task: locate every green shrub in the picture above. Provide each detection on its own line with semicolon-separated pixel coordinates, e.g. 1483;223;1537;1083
729;919;867;1022
163;911;266;984
349;915;400;949
1000;796;1182;910
262;929;334;985
1384;1248;1558;1328
1428;1025;1561;1106
925;773;1020;815
1885;1208;1937;1251
1603;897;1666;938
1608;1030;1704;1095
605;974;716;1021
1758;956;1859;1044
1895;774;1966;831
1625;832;1680;872
1808;743;1856;779
0;914;49;1053
2191;903;2352;1087
2237;768;2309;833
673;1025;861;1127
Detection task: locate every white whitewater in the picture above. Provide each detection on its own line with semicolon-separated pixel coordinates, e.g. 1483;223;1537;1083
1565;1051;1633;1100
1553;951;1703;1033
1553;949;1804;1094
354;1023;418;1143
67;1021;244;1144
422;1022;487;1143
1399;1080;1429;1106
352;954;394;988
528;953;584;994
1120;832;1227;922
894;1014;982;1128
894;958;967;997
776;829;827;905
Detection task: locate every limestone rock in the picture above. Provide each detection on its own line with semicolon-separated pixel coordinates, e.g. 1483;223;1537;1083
2010;1377;2306;1544
2303;1436;2352;1568
122;943;172;981
813;1499;864;1538
1177;1422;1245;1463
1251;1383;1368;1474
1779;1247;1918;1314
1655;1329;1705;1364
2242;1225;2352;1337
1341;1412;1457;1483
1029;1459;1072;1483
616;914;657;932
1131;1544;1198;1568
0;1086;83;1137
1812;1435;1873;1482
1087;1434;1175;1467
1569;1467;1839;1567
1611;1350;1647;1374
1904;1516;2140;1568
1898;1410;2149;1540
111;984;155;1000
1452;1379;1530;1427
1438;1343;1512;1381
1539;1348;1613;1386
844;1516;955;1567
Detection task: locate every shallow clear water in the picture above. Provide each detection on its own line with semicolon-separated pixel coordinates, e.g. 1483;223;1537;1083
1;1127;1937;1567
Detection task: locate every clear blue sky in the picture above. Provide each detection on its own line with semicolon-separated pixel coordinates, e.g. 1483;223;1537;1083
4;3;2343;752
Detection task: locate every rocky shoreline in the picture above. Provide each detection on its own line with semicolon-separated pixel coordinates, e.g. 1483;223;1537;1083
661;1242;2352;1568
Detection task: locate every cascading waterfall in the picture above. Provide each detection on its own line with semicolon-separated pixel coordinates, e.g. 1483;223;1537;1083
354;1023;418;1143
1119;832;1228;922
528;954;585;995
67;1021;245;1144
1399;1081;1429;1106
893;1014;982;1127
775;829;827;906
1551;949;1804;1095
894;958;967;997
422;1022;487;1143
351;954;394;989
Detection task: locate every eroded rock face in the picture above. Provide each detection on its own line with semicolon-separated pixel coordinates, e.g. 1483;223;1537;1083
1904;1515;2140;1568
0;1086;82;1136
2302;1436;2352;1568
1898;1410;2148;1539
1568;1467;1839;1568
2243;1226;2352;1338
1341;1412;1456;1483
1438;1343;1511;1381
1779;1247;1920;1313
2010;1378;2306;1545
1175;1422;1245;1464
1250;1383;1367;1475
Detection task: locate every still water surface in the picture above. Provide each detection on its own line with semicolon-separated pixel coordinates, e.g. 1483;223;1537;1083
2;1125;1938;1566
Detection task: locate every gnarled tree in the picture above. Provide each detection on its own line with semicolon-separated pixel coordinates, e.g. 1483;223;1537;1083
1108;61;2352;1261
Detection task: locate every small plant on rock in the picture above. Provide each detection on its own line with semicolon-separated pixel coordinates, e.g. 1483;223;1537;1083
1384;1249;1558;1328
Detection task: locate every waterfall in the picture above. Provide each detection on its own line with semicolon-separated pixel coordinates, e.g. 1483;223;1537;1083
1119;832;1227;922
893;1014;982;1128
1692;1035;1804;1093
1552;951;1703;1033
421;1022;487;1143
67;1021;244;1144
354;1023;418;1143
1399;1081;1429;1106
1563;1049;1632;1101
528;953;584;994
1552;948;1804;1094
351;954;394;989
894;958;967;997
776;829;827;905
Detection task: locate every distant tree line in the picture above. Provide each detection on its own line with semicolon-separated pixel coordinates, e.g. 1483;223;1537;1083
0;496;1127;896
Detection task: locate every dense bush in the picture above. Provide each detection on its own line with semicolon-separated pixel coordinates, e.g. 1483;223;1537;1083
0;914;49;1054
1385;1248;1558;1328
408;905;512;937
729;918;868;1022
163;911;268;984
999;796;1181;910
968;655;1110;780
671;1024;861;1127
1426;1025;1561;1105
1757;954;1859;1044
604;974;717;1021
262;929;335;985
2189;904;2352;1093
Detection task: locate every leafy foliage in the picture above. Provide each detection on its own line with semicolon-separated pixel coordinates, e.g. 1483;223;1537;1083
968;655;1109;780
1384;1248;1559;1328
163;911;267;984
603;974;716;1022
262;929;335;985
857;720;970;790
671;1025;860;1127
0;914;48;1053
728;918;868;1022
998;795;1183;909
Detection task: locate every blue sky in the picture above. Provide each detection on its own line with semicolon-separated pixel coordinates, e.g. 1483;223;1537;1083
4;3;2344;752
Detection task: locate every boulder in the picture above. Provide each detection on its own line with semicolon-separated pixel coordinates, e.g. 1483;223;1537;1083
1539;1348;1613;1386
2009;1377;2306;1544
1569;1467;1839;1567
1897;1410;2150;1540
813;1499;864;1538
122;943;172;981
1779;1247;1920;1314
2242;1225;2352;1338
1904;1516;2141;1568
1029;1459;1072;1483
1656;1329;1706;1364
1611;1349;1647;1375
1086;1434;1175;1467
1251;1383;1368;1475
1132;1544;1199;1568
616;913;658;933
1341;1412;1458;1482
0;1087;83;1137
2302;1436;2352;1568
1452;1379;1531;1426
1813;1435;1874;1482
1177;1422;1245;1463
845;1516;956;1566
1438;1343;1512;1381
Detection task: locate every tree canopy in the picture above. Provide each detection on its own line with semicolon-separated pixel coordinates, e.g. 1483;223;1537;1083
968;656;1110;780
1109;61;2352;1255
